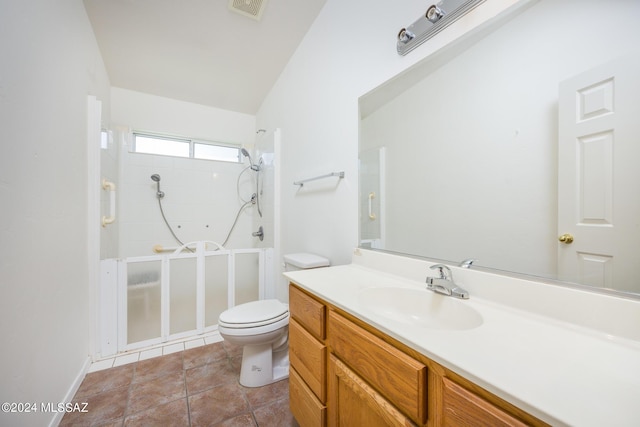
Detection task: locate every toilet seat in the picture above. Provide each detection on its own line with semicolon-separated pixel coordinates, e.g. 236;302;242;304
218;299;289;329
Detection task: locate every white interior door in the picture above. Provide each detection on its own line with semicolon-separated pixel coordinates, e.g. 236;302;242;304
558;53;640;293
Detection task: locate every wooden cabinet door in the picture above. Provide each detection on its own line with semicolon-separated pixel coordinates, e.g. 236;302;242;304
329;355;417;427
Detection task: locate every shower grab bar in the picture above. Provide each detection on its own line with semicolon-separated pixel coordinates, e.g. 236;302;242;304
294;171;345;187
368;192;377;220
101;178;116;227
153;240;225;253
153;244;178;253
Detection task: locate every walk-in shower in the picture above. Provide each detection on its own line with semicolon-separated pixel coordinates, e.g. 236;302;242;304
97;129;279;358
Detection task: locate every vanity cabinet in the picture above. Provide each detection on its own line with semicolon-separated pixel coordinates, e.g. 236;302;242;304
289;285;327;426
289;283;547;427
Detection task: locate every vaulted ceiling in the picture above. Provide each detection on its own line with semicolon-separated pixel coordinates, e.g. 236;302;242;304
83;0;327;114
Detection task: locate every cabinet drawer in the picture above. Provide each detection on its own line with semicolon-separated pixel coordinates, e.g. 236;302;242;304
329;354;416;427
328;311;427;424
289;318;327;402
290;367;327;427
290;284;326;340
442;378;527;427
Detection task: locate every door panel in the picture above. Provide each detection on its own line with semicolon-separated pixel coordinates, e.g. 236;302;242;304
558;54;640;292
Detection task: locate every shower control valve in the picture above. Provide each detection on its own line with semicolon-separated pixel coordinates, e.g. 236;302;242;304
252;226;264;241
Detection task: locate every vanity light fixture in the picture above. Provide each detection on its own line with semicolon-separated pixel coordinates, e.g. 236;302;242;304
426;5;445;23
397;28;415;44
397;0;486;56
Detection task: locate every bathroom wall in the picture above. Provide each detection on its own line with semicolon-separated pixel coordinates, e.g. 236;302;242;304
256;0;523;300
0;1;111;426
110;88;259;256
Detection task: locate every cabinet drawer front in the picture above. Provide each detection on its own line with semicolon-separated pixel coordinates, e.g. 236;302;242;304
290;318;327;402
442;378;527;427
290;284;326;340
329;355;417;427
290;367;327;427
328;311;427;424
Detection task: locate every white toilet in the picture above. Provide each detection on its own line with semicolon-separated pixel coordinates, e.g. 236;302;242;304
218;253;330;387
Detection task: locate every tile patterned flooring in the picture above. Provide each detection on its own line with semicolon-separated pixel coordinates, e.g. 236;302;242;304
60;340;297;426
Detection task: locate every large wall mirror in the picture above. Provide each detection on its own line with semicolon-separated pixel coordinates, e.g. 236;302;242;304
359;0;640;297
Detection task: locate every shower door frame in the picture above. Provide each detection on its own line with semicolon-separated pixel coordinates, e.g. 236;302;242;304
104;243;272;354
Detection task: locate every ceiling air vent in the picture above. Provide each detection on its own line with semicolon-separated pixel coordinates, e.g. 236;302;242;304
228;0;269;21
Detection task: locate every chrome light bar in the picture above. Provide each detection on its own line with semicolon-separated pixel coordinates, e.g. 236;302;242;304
397;0;486;56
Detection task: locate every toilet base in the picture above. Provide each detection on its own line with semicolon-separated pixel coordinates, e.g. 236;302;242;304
239;344;289;387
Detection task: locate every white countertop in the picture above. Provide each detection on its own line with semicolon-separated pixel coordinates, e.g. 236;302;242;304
284;251;640;427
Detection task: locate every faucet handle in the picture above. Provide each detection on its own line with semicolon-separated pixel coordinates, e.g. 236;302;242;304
459;258;478;268
429;264;452;280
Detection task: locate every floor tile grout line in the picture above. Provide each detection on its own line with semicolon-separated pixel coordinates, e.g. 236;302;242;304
185;368;193;427
122;352;189;421
70;341;295;426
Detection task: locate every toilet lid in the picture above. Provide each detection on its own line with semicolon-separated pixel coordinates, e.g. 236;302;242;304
218;299;289;328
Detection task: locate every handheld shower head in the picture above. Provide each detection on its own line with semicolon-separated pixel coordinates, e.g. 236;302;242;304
241;148;260;171
150;174;164;198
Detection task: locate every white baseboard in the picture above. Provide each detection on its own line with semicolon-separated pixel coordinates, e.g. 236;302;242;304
47;356;92;427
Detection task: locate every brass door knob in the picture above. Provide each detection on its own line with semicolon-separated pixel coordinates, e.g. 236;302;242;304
558;233;574;244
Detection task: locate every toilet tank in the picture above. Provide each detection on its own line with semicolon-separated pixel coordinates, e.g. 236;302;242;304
283;253;330;272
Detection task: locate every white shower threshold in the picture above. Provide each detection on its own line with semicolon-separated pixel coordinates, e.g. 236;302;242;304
89;330;224;373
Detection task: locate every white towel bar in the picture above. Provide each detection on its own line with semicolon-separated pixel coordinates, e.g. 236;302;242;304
294;171;345;187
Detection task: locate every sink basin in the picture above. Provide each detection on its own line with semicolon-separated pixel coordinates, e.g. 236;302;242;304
357;287;483;331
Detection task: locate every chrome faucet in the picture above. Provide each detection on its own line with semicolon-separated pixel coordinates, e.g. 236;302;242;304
426;264;469;299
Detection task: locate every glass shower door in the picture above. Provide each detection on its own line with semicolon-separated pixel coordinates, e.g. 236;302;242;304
169;257;197;336
126;260;162;344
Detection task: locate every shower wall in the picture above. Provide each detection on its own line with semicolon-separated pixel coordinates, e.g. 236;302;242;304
254;129;278;250
108;87;258;258
117;145;254;257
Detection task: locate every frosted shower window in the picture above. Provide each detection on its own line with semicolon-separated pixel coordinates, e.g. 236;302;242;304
134;134;190;158
132;132;242;163
194;142;240;162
